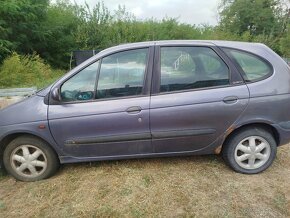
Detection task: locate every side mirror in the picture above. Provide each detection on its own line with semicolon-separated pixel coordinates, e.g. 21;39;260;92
51;88;61;101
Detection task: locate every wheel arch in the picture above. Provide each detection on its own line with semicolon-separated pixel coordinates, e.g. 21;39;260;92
219;122;280;154
0;132;60;170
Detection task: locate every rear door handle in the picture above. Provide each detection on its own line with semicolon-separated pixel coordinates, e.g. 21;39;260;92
126;106;142;114
223;96;238;104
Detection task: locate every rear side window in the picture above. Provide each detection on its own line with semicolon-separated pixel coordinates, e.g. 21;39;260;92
160;47;229;93
223;48;272;82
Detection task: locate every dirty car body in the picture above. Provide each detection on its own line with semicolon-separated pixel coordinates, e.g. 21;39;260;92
0;40;290;181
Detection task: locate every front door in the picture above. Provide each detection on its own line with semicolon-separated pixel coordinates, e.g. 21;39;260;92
48;47;153;158
150;45;249;153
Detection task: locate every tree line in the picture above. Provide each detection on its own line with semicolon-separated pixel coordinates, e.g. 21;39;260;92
0;0;289;69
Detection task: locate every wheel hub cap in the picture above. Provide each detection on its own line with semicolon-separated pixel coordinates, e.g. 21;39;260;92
10;145;47;178
234;136;271;170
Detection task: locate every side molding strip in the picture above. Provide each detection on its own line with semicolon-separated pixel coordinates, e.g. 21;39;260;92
65;129;216;146
65;132;152;145
152;129;216;139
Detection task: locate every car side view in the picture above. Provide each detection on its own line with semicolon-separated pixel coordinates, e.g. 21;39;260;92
0;40;290;181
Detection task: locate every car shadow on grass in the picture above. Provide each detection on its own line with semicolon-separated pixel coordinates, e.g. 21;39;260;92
0;168;7;180
57;154;228;175
1;154;230;180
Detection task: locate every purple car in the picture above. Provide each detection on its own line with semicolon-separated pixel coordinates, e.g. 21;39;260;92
1;40;290;181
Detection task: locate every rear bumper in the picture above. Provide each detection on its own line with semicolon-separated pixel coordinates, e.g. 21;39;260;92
272;123;290;146
0;149;2;170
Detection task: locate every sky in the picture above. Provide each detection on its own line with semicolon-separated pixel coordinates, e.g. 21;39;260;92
71;0;220;26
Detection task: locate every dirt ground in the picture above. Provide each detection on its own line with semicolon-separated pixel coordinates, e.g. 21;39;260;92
0;99;290;218
0;97;23;110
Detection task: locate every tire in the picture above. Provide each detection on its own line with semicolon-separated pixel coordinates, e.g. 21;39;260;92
222;127;277;174
3;136;59;181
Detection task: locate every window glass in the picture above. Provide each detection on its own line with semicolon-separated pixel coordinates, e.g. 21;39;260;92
96;48;148;99
160;47;229;92
223;48;272;81
61;61;99;102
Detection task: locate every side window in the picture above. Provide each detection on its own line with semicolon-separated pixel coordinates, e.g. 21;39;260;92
160;47;229;92
223;48;272;82
61;61;99;102
96;48;148;99
198;54;228;79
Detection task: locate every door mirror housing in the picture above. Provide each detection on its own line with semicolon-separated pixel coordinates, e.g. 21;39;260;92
51;88;61;101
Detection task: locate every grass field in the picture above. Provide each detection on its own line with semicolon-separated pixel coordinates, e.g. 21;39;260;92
0;145;290;218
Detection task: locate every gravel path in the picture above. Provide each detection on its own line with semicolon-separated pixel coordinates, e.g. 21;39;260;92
0;97;24;109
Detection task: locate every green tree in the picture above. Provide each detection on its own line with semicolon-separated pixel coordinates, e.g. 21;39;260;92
218;0;284;35
74;2;112;50
218;0;289;54
0;0;49;63
280;23;290;57
39;0;81;68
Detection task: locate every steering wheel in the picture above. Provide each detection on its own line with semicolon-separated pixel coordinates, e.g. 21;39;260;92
61;90;78;101
75;91;94;101
61;90;93;101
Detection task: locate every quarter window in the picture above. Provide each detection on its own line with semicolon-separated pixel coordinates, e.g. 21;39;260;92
96;48;148;99
160;47;229;92
223;48;272;82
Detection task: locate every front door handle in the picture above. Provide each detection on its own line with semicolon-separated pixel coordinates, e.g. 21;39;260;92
223;96;238;104
126;106;142;114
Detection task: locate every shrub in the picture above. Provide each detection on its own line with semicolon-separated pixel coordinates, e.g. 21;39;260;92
0;53;64;88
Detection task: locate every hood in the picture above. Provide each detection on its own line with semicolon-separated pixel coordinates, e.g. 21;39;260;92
0;95;48;127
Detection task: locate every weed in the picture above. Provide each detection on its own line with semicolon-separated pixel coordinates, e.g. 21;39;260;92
273;192;289;216
142;175;152;188
0;201;5;210
130;207;146;218
120;188;132;196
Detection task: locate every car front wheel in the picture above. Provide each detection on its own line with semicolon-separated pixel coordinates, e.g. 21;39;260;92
3;136;59;181
222;127;277;174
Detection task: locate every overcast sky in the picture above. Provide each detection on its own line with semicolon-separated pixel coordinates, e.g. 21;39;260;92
71;0;220;25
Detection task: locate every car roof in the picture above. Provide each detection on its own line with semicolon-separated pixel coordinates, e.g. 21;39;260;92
98;40;266;55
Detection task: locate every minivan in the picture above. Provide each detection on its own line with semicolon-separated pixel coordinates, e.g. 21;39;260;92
0;40;290;181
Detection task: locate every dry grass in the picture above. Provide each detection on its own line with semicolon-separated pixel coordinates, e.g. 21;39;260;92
0;146;290;218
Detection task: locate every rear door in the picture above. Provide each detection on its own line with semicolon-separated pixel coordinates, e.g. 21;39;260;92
150;44;249;153
48;47;154;158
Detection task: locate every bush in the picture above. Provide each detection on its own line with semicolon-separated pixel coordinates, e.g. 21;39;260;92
0;53;64;89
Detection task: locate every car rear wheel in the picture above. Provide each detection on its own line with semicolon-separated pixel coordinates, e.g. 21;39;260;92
222;127;277;174
3;136;59;181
